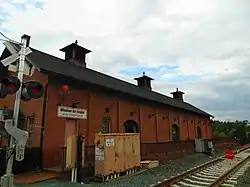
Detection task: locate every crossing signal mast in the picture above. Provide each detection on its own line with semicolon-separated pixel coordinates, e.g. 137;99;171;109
0;76;44;101
0;34;44;187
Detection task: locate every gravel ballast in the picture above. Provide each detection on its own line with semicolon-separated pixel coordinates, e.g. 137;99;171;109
236;162;250;187
21;146;243;187
84;150;226;187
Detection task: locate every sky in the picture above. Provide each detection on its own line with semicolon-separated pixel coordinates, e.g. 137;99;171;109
0;0;250;121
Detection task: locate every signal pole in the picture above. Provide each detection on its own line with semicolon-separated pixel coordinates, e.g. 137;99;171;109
5;35;29;187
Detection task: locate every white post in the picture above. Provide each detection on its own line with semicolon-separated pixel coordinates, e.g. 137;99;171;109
4;35;28;187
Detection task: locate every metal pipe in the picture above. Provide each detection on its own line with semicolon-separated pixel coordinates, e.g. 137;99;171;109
5;35;27;186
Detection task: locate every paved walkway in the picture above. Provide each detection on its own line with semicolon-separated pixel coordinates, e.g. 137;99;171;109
14;171;62;186
16;180;94;187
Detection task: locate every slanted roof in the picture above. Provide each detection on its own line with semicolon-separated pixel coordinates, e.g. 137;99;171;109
60;42;92;54
1;42;213;117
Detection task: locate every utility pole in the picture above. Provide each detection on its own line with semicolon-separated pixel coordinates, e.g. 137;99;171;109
4;35;29;187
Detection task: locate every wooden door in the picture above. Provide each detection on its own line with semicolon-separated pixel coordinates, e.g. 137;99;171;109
64;119;77;146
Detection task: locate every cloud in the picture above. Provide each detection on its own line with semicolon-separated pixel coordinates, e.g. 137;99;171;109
1;0;250;121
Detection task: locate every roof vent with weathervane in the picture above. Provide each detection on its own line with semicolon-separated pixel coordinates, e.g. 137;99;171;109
60;40;92;68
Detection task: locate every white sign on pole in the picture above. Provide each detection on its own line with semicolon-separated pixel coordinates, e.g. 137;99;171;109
1;47;32;67
57;106;87;119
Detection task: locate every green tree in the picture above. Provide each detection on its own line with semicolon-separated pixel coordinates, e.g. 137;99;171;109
218;132;226;138
228;128;235;138
212;130;220;138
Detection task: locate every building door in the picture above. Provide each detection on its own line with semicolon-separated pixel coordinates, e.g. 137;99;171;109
64;119;78;146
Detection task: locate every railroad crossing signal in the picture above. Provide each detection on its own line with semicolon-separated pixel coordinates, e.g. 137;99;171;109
0;117;28;161
0;76;44;101
1;46;32;67
21;80;44;101
0;76;21;98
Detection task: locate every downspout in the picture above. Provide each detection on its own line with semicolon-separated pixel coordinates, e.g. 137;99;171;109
39;82;49;170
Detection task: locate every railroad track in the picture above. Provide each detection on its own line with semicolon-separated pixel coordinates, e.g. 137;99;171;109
150;147;250;187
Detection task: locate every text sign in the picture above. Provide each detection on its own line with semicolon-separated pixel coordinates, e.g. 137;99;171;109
106;138;114;146
57;106;87;119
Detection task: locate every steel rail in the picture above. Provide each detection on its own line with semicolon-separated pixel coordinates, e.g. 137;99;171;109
209;154;250;187
150;147;248;187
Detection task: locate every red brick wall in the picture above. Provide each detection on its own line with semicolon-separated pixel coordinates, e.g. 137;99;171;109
0;70;212;168
42;83;211;168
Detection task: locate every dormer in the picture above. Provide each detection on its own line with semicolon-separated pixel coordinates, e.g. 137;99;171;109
60;40;91;68
171;88;185;101
134;72;154;91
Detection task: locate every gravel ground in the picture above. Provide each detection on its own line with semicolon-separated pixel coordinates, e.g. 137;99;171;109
235;154;250;187
84;150;226;187
235;147;250;187
19;146;242;187
236;165;250;187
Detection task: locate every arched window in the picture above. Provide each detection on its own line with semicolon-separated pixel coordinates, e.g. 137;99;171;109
197;126;202;138
101;117;111;133
172;124;180;141
124;120;139;133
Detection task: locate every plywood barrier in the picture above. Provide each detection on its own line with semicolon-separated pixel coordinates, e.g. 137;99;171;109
94;133;140;178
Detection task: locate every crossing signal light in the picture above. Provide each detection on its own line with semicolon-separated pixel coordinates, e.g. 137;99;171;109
0;77;44;101
0;76;21;98
21;81;44;101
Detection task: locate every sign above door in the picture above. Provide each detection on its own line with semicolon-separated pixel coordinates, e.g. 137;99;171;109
57;106;87;119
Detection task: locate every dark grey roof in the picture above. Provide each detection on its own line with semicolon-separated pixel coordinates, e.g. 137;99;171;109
2;42;213;117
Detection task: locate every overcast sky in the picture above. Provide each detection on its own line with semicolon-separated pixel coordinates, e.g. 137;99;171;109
1;0;250;121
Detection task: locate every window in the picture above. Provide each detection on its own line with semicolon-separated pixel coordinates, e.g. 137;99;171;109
197;126;202;139
124;120;139;133
26;115;36;147
172;124;180;141
101;117;111;133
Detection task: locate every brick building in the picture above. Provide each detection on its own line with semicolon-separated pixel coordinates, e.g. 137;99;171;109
0;36;213;173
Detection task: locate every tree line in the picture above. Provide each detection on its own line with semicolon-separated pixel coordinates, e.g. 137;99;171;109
212;120;250;144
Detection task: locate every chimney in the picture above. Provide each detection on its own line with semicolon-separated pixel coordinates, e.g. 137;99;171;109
171;88;185;101
21;34;31;47
134;72;154;91
60;40;91;68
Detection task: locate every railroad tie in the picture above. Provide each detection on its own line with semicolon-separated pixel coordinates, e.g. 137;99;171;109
195;173;218;179
170;184;180;187
225;179;238;185
220;183;235;187
182;178;211;186
178;181;204;187
190;175;215;182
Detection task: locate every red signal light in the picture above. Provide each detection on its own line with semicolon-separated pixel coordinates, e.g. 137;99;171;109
21;81;44;101
8;84;16;92
31;88;39;95
1;76;20;95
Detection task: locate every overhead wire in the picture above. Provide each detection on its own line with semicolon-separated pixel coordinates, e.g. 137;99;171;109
0;31;12;41
0;31;21;44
